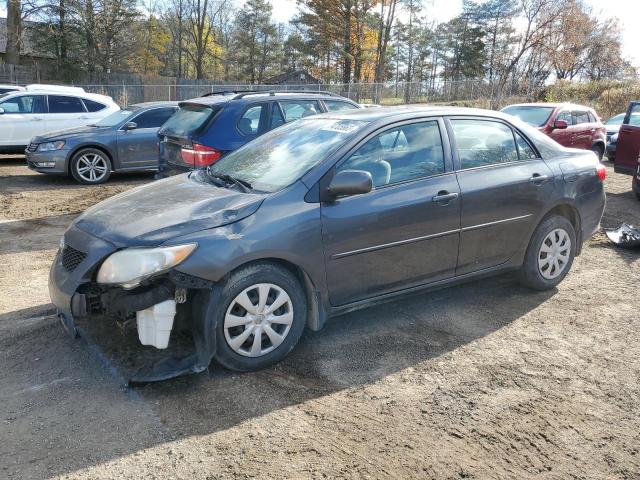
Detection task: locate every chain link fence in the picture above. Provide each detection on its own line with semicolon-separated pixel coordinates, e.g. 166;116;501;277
67;79;545;108
0;62;556;107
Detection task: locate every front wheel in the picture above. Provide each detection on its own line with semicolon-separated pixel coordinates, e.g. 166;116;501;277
520;215;576;290
70;148;112;184
212;263;307;371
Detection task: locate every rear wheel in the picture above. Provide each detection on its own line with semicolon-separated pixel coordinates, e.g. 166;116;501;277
212;263;307;371
70;148;112;184
591;144;604;160
520;215;576;290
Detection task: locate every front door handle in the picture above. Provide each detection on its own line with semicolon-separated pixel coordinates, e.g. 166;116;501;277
529;173;549;184
432;191;459;204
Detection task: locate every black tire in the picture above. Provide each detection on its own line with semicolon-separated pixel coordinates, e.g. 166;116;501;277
591;144;604;160
633;177;640;201
212;262;307;372
70;148;112;184
519;215;577;291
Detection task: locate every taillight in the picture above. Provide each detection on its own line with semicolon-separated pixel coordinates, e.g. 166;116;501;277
596;163;606;181
181;143;221;167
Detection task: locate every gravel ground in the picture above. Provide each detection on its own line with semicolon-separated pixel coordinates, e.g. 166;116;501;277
0;156;639;480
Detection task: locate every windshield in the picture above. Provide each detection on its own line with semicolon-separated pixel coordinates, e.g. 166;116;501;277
206;117;369;192
501;106;554;127
605;113;625;126
160;103;217;136
94;109;135;127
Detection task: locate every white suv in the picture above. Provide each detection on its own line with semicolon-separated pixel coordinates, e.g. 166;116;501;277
0;85;120;153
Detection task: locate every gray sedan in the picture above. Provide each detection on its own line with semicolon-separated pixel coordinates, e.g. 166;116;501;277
25;102;178;184
49;106;606;382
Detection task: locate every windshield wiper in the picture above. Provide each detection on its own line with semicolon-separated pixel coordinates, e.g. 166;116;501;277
205;167;252;193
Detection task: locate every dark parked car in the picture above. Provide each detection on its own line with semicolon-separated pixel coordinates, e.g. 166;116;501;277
26;102;178;184
501;103;606;159
157;91;361;176
49;107;606;382
603;112;625;160
612;101;640;175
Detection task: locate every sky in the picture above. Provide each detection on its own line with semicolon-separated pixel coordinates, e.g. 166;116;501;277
269;0;640;68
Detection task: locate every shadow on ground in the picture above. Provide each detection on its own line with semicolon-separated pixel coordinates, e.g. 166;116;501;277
0;271;555;479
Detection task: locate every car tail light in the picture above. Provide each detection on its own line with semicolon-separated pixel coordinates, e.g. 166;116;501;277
181;143;221;167
596;163;606;181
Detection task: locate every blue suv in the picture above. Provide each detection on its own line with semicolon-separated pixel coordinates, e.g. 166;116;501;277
157;91;361;175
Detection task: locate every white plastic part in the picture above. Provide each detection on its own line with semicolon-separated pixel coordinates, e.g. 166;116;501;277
136;299;176;349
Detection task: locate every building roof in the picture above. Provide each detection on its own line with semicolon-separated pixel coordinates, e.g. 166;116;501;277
263;70;322;85
0;17;56;58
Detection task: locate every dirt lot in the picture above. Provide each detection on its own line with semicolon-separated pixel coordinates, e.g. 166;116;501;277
1;156;639;480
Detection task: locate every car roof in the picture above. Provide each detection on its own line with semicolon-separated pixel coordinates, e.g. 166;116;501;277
1;88;117;104
309;104;520;123
0;84;25;90
182;91;357;107
503;102;594;111
129;101;180;109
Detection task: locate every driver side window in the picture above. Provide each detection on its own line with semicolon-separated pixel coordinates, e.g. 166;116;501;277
556;111;573;125
337;121;445;188
0;95;46;114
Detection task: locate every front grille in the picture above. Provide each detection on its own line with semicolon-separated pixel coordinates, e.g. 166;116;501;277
61;245;87;272
27;143;38;152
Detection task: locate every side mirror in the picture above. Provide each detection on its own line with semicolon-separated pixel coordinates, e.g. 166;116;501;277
553;119;568;130
327;170;373;198
123;121;137;131
0;107;5;114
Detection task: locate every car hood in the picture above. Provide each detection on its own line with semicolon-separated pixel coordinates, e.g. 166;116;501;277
32;125;114;142
606;125;621;135
73;173;265;246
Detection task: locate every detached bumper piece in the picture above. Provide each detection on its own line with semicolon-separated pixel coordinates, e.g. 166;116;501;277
605;223;640;249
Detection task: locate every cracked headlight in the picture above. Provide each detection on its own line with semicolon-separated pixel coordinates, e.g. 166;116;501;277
97;244;197;288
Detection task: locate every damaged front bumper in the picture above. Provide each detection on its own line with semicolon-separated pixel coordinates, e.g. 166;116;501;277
49;225;216;383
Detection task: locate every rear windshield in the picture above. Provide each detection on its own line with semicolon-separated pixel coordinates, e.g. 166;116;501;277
205;117;369;193
501;106;554;127
160;103;217;136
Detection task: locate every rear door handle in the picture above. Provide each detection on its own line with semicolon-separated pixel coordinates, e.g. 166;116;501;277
432;191;459;204
529;173;549;184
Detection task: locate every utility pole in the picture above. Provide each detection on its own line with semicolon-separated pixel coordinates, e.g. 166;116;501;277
177;0;183;78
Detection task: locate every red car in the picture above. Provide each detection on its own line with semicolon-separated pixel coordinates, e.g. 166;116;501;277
612;101;640;200
502;103;606;159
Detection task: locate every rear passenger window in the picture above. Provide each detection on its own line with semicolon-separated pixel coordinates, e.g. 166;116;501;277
451;119;519;169
279;101;320;122
83;99;107;112
238;104;265;135
338;121;445;188
48;95;86;113
132;108;176;129
573;111;590;125
325;100;358;112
